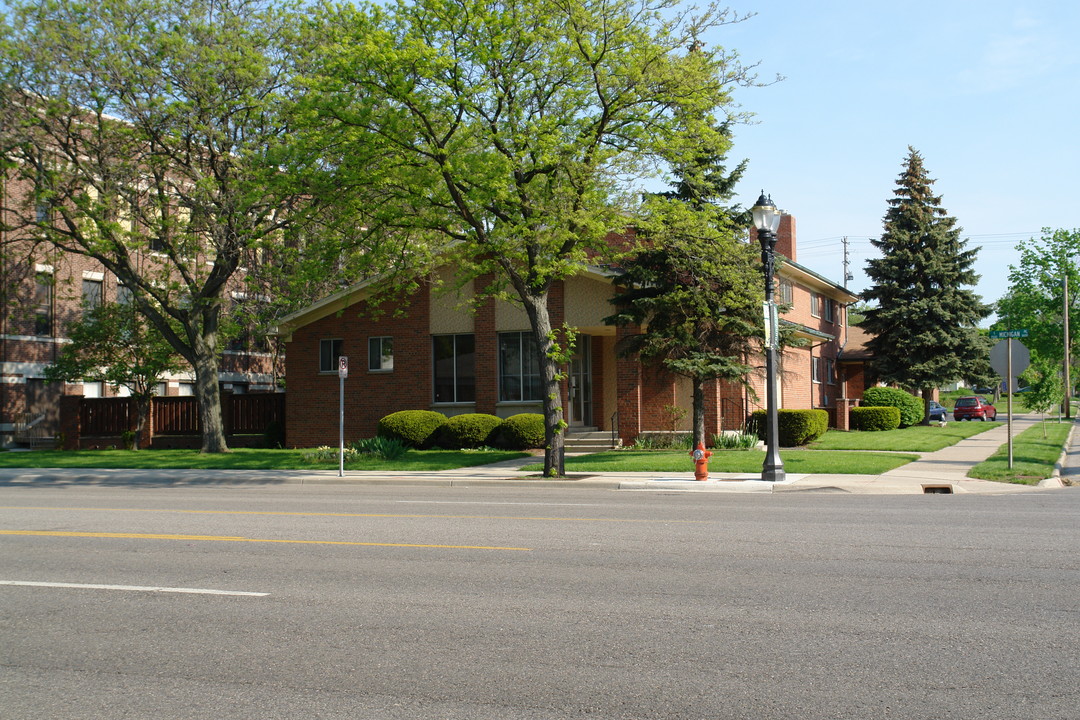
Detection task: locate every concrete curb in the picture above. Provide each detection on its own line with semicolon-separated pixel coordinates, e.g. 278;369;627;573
1042;417;1078;488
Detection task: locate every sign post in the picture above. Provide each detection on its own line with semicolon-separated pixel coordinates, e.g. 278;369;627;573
989;330;1028;469
338;356;348;477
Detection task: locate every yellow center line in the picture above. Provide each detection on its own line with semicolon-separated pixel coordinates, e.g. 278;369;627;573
0;505;701;523
0;530;530;552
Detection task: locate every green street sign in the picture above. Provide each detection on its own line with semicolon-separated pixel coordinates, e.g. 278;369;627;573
989;329;1029;339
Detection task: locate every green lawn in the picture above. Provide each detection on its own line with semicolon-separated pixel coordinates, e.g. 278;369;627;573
809;421;1001;452
967;420;1073;484
0;447;527;471
521;449;918;475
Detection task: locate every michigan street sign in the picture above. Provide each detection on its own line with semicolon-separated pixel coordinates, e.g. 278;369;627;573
989;329;1028;339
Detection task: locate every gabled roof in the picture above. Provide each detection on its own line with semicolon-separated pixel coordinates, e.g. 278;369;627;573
838;324;873;362
779;255;860;303
270;263;622;340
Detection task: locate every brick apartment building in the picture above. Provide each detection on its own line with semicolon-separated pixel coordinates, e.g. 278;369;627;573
0;174;280;448
275;214;868;448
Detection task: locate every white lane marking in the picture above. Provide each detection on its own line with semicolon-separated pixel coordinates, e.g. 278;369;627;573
395;501;605;507
0;580;268;596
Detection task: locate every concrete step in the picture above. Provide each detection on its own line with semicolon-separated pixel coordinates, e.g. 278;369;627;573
565;430;619;453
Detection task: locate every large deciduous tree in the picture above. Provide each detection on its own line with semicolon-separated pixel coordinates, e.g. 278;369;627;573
996;228;1078;386
306;0;761;476
0;0;316;452
860;148;992;422
605;121;762;448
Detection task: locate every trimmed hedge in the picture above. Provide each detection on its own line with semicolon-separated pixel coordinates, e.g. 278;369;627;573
749;408;829;447
494;413;546;450
850;405;901;431
436;413;502;449
861;387;924;427
376;410;447;448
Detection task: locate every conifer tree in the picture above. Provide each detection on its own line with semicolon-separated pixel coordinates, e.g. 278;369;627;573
605;121;762;447
861;147;992;422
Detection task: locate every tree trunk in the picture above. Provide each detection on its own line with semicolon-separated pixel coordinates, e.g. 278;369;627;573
921;387;934;425
193;337;228;453
134;395;151;451
692;378;706;448
520;290;565;477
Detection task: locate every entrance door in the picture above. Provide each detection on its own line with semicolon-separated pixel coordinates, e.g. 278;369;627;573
567;336;592;427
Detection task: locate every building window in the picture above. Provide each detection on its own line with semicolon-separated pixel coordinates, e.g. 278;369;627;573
368;336;394;371
823;298;835;323
810;292;822;318
499;331;542;402
34;272;53;336
825;358;836;385
116;282;133;305
812;356;822;384
433;334;475;403
82;278;103;310
778;279;793;305
319;338;343;373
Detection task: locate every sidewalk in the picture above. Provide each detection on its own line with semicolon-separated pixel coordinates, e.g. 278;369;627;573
0;415;1076;494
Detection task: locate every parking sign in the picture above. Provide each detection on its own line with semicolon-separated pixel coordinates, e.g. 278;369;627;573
338;355;348;379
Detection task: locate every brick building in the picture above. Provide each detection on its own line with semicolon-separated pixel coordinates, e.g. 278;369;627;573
275;214;868;448
0;174;280;448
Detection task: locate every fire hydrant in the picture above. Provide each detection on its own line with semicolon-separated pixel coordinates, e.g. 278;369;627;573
690;442;712;481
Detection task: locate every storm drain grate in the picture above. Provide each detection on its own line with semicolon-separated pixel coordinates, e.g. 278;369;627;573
922;484;954;494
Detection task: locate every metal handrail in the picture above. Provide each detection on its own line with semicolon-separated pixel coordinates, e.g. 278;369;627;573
610;409;618;448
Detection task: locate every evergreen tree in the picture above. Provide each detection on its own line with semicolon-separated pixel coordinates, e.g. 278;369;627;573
861;147;992;422
605;122;762;447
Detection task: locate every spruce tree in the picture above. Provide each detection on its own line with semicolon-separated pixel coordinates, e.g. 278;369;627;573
861;147;992;421
605;121;762;447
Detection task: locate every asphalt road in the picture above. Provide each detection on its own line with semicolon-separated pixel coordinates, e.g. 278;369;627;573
2;482;1078;719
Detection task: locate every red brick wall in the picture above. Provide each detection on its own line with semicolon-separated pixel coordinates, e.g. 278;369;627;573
776;214;796;263
284;284;432;448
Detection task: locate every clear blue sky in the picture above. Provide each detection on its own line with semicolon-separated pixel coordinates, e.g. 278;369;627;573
706;0;1079;323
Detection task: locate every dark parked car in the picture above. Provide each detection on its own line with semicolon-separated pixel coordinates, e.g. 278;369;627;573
953;395;997;421
928;401;948;421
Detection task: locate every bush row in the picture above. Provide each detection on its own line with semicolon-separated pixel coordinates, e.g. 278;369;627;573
860;387;923;427
376;410;546;450
850;405;901;431
748;408;829;447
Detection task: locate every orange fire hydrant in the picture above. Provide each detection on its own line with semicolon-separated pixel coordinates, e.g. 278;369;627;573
690;442;712;481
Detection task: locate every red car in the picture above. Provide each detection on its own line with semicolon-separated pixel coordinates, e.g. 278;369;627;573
953;395;997;421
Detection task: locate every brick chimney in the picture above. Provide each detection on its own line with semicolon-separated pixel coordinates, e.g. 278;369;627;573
776;214;795;262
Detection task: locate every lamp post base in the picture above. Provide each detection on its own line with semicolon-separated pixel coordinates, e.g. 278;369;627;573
761;464;786;483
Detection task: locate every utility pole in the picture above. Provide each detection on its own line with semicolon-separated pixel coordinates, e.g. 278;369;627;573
842;237;854;286
1065;272;1071;419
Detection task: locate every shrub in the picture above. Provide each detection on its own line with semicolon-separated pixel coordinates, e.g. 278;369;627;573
631;432;692;450
351;435;410;460
435;413;502;449
850;405;901;431
376;410;447;448
710;429;759;450
861;387;924;427
303;445;359;463
493;413;546;450
749;408;829;447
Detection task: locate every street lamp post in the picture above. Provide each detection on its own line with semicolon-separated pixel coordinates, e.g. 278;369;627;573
752;191;785;482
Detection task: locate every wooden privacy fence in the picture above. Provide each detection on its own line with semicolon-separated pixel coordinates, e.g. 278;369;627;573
64;393;285;448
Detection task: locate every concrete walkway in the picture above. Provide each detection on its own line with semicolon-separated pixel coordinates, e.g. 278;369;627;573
0;414;1076;495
